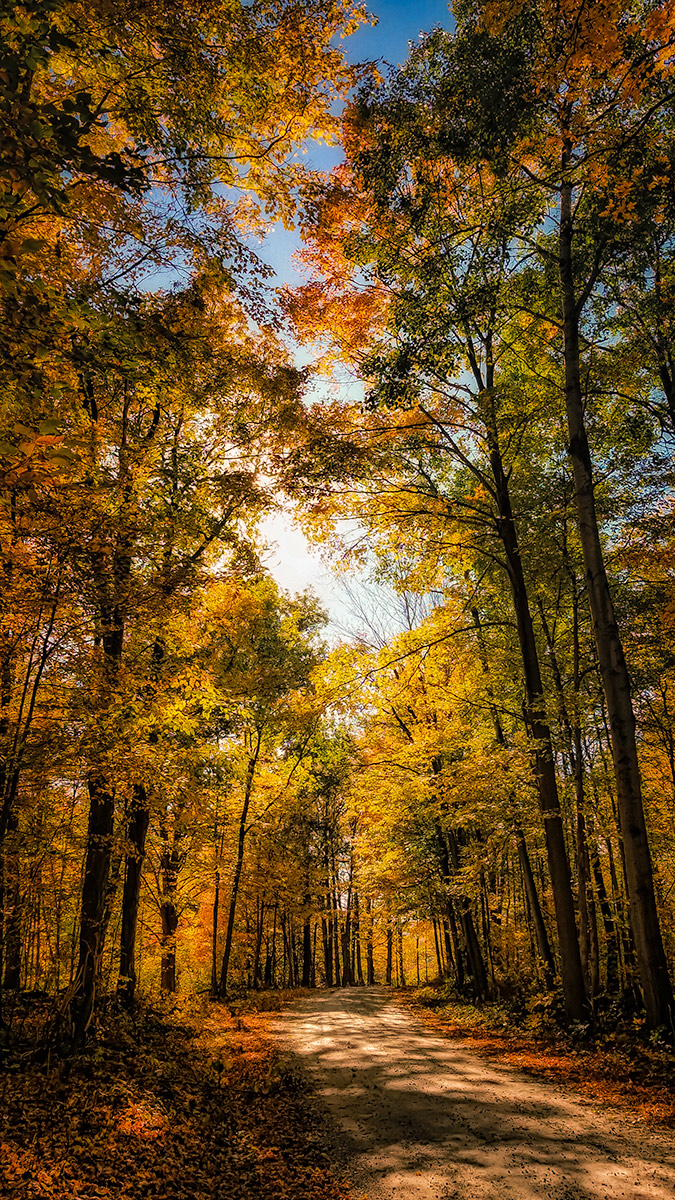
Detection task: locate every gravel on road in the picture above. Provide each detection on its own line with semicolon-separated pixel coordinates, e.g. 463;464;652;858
273;987;675;1200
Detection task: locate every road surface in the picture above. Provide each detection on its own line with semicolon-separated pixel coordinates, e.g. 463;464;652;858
273;987;675;1200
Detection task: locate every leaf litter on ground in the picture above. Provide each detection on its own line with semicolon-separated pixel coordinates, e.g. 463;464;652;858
0;992;349;1200
398;986;675;1130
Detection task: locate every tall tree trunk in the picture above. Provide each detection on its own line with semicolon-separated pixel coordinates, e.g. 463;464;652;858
117;784;149;1007
487;433;587;1020
588;847;618;992
341;857;353;986
569;588;601;999
538;588;600;998
341;911;352;985
365;896;375;985
322;905;333;986
432;918;444;978
219;735;261;996
472;604;560;994
70;773;115;1040
211;865;221;997
559;178;673;1028
446;901;465;987
440;824;489;1000
516;828;555;986
271;901;278;987
302;886;312;988
159;820;181;993
397;921;406;988
385;923;393;985
2;813;21;990
253;898;265;989
331;867;342;986
442;917;456;980
354;890;364;985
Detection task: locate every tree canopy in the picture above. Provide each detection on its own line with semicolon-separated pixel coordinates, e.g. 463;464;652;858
2;0;675;1054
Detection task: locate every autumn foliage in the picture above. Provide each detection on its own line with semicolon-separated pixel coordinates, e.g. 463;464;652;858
2;5;675;1176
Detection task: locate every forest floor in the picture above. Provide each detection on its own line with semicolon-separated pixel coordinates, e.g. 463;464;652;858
2;986;675;1200
0;991;347;1200
398;986;675;1130
274;987;675;1200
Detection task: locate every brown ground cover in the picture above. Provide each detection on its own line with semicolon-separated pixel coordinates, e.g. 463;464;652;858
0;993;347;1200
398;988;675;1130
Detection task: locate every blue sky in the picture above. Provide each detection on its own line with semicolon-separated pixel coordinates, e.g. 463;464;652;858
262;0;453;283
343;0;453;65
261;1;453;622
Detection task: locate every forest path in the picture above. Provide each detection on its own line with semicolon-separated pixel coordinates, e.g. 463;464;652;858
272;987;675;1200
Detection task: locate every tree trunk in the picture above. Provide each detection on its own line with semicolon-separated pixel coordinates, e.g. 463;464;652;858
446;901;465;986
365;896;375;985
332;871;342;986
441;824;489;1000
397;922;406;988
341;861;353;986
2;814;21;990
322;906;333;986
253;898;265;989
354;890;364;985
559;179;673;1028
539;587;601;999
590;847;619;993
488;434;587;1020
117;784;149;1007
160;822;180;993
219;735;260;997
516;828;555;986
442;917;456;980
211;865;221;997
70;774;116;1040
432;918;444;978
385;924;393;985
302;888;312;988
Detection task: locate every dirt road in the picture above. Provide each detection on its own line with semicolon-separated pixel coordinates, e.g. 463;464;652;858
273;988;675;1200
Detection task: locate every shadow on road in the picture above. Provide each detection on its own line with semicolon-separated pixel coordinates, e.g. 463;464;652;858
275;987;675;1200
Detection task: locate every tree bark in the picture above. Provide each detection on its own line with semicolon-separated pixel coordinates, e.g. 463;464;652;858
432;918;444;978
559;179;673;1028
211;865;221;997
439;823;489;1000
322;905;333;986
70;773;115;1040
331;867;342;987
590;846;619;993
353;890;364;985
302;883;312;987
365;895;375;985
2;813;21;990
397;921;406;988
253;898;265;989
159;820;181;993
219;734;260;996
446;901;465;986
487;431;587;1020
516;828;556;986
472;606;556;988
117;784;149;1007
